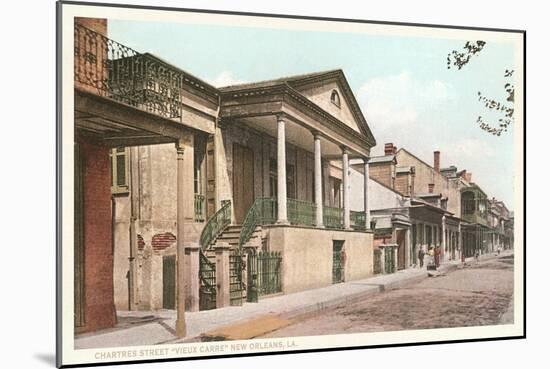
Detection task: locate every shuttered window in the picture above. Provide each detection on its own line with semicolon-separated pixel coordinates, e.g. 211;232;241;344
110;147;129;194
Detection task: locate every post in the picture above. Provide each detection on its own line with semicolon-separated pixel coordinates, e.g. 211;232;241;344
363;157;371;229
215;243;231;308
342;147;350;229
128;147;138;310
441;215;446;262
276;114;289;224
313;132;324;227
184;243;200;312
175;139;186;338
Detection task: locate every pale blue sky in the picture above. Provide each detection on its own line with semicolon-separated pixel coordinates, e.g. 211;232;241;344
109;19;517;209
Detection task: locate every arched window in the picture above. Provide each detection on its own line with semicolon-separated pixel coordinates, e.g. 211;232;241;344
330;89;341;108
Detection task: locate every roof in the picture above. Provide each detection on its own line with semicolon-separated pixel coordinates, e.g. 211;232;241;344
369;155;396;164
396;165;414;174
218;69;341;92
219;69;376;146
416;193;442;198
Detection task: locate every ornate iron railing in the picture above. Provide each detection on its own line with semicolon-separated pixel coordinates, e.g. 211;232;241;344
194;194;205;222
288;198;316;227
238;197;277;249
229;250;244;306
74;23;183;119
350;210;367;230
199;200;232;250
373;248;382;274
247;250;282;300
323;206;344;229
199;251;216;310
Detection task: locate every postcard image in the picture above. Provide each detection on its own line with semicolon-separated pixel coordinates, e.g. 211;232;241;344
57;1;525;367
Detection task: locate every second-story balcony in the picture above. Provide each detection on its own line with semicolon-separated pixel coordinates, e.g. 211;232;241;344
74;23;216;122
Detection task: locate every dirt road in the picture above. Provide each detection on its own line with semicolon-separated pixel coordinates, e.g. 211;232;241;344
262;255;514;338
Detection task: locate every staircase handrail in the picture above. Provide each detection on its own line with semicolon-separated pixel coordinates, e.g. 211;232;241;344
199;200;232;250
238;197;277;249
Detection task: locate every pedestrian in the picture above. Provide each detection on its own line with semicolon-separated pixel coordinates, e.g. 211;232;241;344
339;247;347;282
418;247;425;268
434;246;440;268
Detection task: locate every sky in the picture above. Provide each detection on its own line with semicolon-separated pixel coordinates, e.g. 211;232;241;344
108;19;517;209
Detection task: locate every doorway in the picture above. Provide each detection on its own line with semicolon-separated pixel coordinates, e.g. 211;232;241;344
162;255;176;310
396;229;407;270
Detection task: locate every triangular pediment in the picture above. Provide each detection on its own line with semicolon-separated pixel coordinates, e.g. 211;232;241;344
286;70;375;145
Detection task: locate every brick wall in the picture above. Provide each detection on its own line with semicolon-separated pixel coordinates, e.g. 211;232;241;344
80;140;116;332
369;163;393;188
394;173;410;196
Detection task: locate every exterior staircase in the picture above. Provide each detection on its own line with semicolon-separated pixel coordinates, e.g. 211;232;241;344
207;224;263;250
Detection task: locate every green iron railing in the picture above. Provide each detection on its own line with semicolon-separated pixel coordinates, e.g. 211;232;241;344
247;250;282;301
199;251;216;310
323;206;344;229
350;210;367;230
288;198;316;227
238;197;277;249
194;194;205;222
199;200;231;250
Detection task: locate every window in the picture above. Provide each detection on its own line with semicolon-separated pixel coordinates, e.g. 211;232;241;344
330;89;341;108
110;147;129;194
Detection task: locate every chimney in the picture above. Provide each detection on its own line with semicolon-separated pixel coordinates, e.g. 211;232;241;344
465;172;472;183
433;151;440;172
428;183;434;193
384;143;394;156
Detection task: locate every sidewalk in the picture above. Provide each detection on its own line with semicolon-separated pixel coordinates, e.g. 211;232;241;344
74;255;480;349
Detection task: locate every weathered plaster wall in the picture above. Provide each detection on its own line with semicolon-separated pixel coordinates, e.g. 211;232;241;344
266;226;373;294
349;166;407;212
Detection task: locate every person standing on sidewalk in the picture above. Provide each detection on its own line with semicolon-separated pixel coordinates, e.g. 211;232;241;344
418;247;425;268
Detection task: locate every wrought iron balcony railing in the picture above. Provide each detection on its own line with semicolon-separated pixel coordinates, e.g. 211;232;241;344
74;23;184;119
323;205;344;229
350;210;367;231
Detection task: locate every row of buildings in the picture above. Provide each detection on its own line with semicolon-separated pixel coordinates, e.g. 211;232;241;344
72;18;514;335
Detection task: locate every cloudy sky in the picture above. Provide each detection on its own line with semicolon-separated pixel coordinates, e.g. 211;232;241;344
108;19;517;209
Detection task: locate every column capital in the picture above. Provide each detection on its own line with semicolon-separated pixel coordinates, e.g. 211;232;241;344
175;139;185;155
362;156;371;164
311;130;322;140
340;145;350;154
276;113;287;122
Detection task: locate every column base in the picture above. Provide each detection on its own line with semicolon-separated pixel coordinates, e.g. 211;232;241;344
175;319;186;338
276;220;290;225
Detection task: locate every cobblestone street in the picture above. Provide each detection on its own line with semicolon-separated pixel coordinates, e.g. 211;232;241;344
262;255;514;338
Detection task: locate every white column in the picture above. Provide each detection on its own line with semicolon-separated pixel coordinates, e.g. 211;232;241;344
342;147;350;229
363;157;370;228
314;132;324;227
276;115;288;224
175;139;186;338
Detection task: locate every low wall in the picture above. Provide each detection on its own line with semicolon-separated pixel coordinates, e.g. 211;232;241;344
266;225;373;294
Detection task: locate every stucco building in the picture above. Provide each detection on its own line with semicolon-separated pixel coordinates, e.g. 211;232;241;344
74;18;377;333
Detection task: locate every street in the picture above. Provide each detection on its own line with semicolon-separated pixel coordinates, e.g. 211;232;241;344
261;255;514;338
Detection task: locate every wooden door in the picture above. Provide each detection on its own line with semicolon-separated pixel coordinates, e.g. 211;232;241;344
233;144;254;224
163;255;176;309
396;229;407;270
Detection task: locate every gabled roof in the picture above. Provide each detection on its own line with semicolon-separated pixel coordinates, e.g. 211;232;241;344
369;155;396;164
219;69;376;146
